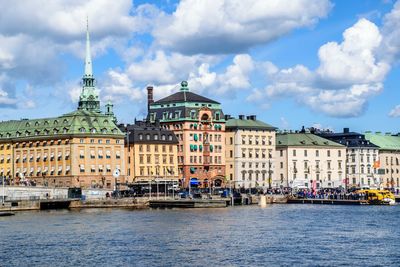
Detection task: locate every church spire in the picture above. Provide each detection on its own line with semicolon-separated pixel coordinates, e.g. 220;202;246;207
85;17;93;77
78;17;101;113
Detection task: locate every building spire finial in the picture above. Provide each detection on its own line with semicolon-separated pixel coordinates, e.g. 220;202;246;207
78;16;100;113
85;16;93;77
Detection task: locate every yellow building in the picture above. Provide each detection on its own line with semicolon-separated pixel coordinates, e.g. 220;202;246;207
0;23;126;189
0;143;13;179
121;121;179;184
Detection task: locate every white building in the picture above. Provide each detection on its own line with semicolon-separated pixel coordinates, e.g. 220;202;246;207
274;133;346;189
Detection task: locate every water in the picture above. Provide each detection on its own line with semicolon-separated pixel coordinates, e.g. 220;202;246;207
1;205;400;267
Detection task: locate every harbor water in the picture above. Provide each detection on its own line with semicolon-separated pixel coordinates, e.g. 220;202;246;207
1;205;400;266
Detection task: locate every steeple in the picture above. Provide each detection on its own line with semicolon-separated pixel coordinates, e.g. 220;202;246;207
78;17;101;113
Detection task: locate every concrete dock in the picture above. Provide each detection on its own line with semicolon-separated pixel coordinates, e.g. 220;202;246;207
287;198;368;205
149;199;229;208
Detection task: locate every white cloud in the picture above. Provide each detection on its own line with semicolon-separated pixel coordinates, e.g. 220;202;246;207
154;0;332;54
248;18;389;118
317;19;389;86
389;105;400;117
101;70;145;102
381;1;400;62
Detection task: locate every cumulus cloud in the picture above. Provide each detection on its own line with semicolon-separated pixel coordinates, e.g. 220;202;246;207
0;0;157;110
153;0;332;54
248;18;389;118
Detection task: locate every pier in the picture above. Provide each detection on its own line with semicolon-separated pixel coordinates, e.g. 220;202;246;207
149;199;229;208
287;198;368;205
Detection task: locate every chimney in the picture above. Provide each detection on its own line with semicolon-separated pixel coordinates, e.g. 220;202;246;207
147;85;154;113
224;114;231;120
239;115;245;120
343;128;349;133
249;115;256;120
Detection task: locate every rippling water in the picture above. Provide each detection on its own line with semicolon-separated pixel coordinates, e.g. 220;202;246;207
1;205;400;267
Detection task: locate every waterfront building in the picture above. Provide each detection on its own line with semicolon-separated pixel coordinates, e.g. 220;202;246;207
119;120;179;184
0;24;125;188
364;132;400;190
225;115;276;189
274;132;346;189
316;128;380;188
147;82;226;188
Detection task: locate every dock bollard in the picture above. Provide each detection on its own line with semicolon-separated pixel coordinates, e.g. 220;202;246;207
259;195;267;208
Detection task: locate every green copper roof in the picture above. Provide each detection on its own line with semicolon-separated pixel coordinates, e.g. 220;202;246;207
0;110;123;141
364;132;400;150
226;118;276;131
276;133;345;147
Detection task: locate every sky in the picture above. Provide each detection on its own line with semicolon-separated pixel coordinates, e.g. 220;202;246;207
1;0;400;133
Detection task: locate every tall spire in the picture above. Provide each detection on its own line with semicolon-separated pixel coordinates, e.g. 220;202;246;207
85;16;93;77
78;17;101;113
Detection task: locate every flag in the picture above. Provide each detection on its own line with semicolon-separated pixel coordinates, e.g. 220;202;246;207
373;160;380;169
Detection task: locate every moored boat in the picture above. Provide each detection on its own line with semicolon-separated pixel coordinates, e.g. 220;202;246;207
355;189;396;205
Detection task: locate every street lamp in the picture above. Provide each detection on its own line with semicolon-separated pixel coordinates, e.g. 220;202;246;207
268;159;272;190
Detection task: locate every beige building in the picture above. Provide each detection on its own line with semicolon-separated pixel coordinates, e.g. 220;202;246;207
121;121;179;183
275;133;346;189
225;115;276;189
365;132;400;190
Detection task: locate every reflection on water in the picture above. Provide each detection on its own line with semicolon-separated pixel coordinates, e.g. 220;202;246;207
1;205;400;266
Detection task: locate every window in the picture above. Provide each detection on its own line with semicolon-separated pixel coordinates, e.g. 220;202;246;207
293;150;296;157
316;150;319;157
304;150;307;157
327;150;331;157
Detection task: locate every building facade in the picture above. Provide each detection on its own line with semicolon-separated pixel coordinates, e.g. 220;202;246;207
148;82;226;188
225;115;276;189
0;24;125;189
364;132;400;190
275;133;346;189
120;121;179;183
317;128;380;188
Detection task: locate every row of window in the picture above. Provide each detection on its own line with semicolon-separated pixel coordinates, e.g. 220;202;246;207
240;162;270;169
240;136;273;146
79;149;120;159
139;155;175;165
282;149;343;158
79;164;117;173
187;155;222;164
138;144;174;153
14;152;70;163
138;166;175;176
189;133;223;142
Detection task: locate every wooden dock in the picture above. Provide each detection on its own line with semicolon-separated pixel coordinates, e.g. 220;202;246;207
287;198;368;205
149;199;228;208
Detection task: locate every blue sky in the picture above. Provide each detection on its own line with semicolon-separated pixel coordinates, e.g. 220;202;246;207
1;0;400;133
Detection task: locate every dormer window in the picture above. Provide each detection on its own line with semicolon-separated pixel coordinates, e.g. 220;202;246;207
161;134;166;141
91;128;96;134
63;128;68;134
54;129;59;134
80;128;86;133
54;120;58;125
35;122;39;126
112;129;118;134
63;119;68;124
102;128;107;134
44;121;49;125
44;129;49;135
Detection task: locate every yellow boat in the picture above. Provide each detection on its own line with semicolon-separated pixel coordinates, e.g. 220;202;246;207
355;189;396;205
